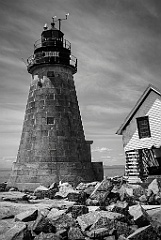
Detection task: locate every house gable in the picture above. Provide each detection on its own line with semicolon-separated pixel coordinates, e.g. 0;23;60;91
116;84;161;135
119;87;161;151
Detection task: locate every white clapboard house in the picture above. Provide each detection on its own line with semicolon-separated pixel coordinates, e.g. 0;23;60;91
117;84;161;183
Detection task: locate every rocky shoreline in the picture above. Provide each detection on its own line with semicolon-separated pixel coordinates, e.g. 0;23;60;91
0;177;161;239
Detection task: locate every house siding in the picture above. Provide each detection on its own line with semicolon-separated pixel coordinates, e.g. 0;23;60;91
122;91;161;152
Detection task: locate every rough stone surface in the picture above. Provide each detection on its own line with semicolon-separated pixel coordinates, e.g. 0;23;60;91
66;205;88;219
148;179;160;195
77;211;124;232
7;64;103;190
15;209;38;222
34;232;62;240
3;221;32;240
50;213;76;231
68;227;85;240
32;214;56;234
127;225;159;240
0;192;28;202
128;205;150;227
47;208;66;221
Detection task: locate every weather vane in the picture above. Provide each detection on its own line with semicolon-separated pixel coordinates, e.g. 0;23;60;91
52;13;69;31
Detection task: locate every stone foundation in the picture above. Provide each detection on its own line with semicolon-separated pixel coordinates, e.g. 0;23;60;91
7;161;103;191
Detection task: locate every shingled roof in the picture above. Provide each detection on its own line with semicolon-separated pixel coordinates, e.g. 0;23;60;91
116;84;161;135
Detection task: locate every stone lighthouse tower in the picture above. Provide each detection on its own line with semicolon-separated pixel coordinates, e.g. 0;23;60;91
8;17;103;191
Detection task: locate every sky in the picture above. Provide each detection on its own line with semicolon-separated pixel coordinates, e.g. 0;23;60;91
1;0;161;169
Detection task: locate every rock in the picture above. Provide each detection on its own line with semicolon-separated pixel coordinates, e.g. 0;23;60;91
47;189;59;199
127;225;159;240
34;186;49;199
139;195;147;203
86;198;99;206
77;211;125;232
130;185;145;198
56;229;68;240
104;236;116;240
0;191;29;202
55;183;79;199
146;208;161;235
0;182;7;192
90;178;113;203
86;227;110;239
3;221;32;240
148;179;161;195
155;193;161;205
68;227;85;240
67;192;81;202
39;208;50;217
0;219;15;235
50;213;76;231
146;189;153;197
88;206;100;212
148;193;156;205
32;214;56;234
15;209;38;222
114;221;133;238
0;207;15;220
66;205;88;219
49;182;59;190
76;182;98;195
115;185;133;201
89;215;132;237
47;208;66;221
9;187;19;192
128;205;150;227
34;232;62;240
89;216;113;231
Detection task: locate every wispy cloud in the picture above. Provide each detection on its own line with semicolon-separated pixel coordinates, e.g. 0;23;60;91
0;0;161;167
91;147;112;153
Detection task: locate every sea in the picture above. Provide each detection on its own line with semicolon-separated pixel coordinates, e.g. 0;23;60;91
0;165;125;183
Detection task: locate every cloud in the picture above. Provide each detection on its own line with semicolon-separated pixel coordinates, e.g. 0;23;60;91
91;147;112;153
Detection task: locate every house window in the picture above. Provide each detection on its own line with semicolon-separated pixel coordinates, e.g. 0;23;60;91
47;117;54;125
136;116;151;139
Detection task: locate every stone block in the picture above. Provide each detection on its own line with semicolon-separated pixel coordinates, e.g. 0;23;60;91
15;209;38;222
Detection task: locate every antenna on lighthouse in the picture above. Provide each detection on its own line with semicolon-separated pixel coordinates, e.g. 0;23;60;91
52;13;69;31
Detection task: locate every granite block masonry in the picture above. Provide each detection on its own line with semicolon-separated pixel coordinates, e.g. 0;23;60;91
7;18;103;191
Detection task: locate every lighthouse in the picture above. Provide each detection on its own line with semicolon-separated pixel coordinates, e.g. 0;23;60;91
7;16;103;191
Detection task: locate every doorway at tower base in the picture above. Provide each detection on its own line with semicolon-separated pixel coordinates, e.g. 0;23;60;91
7;161;103;191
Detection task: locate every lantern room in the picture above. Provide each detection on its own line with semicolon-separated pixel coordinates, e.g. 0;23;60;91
27;17;77;74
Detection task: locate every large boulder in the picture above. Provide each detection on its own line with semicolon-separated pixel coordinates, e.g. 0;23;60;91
34;232;62;240
68;227;85;240
15;209;38;222
76;182;98;195
127;225;159;240
0;191;29;202
128;204;150;227
89;178;114;205
34;186;49;199
55;182;79;199
66;205;88;219
77;211;125;232
0;182;7;192
148;179;161;195
50;213;76;231
3;221;32;240
47;208;66;221
32;214;56;235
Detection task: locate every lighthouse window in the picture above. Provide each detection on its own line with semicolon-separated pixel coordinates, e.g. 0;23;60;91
47;117;54;125
44;51;59;57
136;116;151;139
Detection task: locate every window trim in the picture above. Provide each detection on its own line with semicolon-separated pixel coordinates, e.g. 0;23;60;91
136;116;151;139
